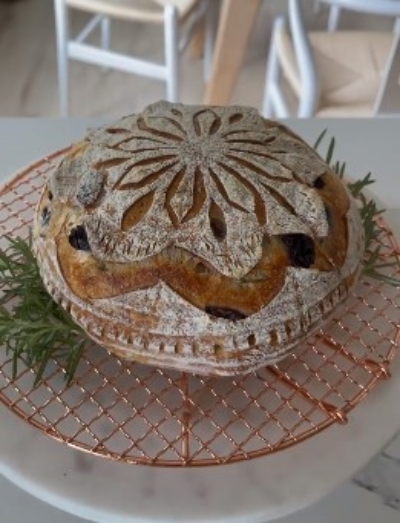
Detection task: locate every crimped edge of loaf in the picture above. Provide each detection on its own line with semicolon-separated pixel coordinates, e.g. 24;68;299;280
34;238;362;376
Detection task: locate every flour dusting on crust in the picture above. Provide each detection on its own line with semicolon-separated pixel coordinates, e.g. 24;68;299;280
33;102;365;376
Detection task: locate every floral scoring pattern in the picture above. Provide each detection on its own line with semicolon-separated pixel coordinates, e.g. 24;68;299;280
68;102;331;278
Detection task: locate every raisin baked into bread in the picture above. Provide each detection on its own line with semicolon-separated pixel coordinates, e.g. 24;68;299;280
33;101;365;376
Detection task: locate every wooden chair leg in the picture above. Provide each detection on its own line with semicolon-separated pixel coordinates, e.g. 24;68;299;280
262;17;286;117
327;5;341;31
203;0;219;81
101;16;110;50
54;0;69;117
164;6;179;102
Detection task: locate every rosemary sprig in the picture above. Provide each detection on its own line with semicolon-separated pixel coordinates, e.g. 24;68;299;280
0;233;88;384
314;131;399;286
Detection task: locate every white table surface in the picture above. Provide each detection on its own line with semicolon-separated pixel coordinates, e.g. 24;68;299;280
0;118;400;523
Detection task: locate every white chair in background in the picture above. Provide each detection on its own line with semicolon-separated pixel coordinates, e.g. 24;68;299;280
54;0;217;116
262;0;400;118
315;0;400;32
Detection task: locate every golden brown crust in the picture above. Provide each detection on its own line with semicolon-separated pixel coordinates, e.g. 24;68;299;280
43;169;350;315
55;218;289;316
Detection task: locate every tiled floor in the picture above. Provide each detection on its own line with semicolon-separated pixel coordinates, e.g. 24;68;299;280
0;0;393;117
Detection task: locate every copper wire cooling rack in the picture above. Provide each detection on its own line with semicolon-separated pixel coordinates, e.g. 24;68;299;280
0;151;400;467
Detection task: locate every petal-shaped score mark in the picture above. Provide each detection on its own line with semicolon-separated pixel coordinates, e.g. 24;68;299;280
209;200;227;241
121;191;155;231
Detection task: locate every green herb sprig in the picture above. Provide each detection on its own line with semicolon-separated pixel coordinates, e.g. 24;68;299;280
0;233;88;384
314;131;400;287
0;130;399;385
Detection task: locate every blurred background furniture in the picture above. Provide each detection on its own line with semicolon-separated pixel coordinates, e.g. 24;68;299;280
1;0;399;117
315;0;400;32
262;0;400;117
54;0;214;116
204;0;260;104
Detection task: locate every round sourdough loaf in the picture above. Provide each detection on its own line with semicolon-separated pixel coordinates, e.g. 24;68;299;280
33;101;365;375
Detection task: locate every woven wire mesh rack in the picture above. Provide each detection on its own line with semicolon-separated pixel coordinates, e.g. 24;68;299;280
0;150;399;467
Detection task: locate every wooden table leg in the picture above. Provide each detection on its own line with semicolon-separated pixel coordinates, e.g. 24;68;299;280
204;0;261;105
